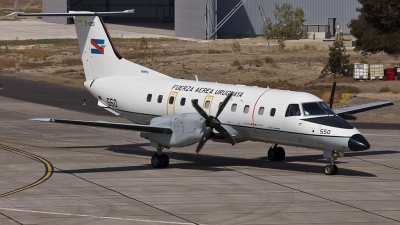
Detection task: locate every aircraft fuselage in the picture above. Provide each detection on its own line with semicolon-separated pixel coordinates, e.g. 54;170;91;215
84;76;369;152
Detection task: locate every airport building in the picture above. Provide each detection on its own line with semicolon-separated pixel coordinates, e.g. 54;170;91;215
42;0;361;39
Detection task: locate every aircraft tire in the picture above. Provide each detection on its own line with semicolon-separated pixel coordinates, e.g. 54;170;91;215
161;154;169;168
333;164;338;175
268;148;279;161
324;165;335;175
277;147;285;160
151;154;164;168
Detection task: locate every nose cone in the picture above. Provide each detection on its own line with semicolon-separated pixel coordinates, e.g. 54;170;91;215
348;134;370;151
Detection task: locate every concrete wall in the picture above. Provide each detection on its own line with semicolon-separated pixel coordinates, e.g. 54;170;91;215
175;0;206;39
217;0;361;38
42;0;67;24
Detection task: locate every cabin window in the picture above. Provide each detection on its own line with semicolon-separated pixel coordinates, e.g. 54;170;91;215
146;94;152;102
205;100;211;109
270;108;276;116
258;107;265;115
243;105;250;114
180;97;186;106
231;103;237;112
285;104;301;117
157;95;163;103
169;96;175;104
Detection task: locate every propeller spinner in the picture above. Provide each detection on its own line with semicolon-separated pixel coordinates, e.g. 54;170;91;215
192;92;237;154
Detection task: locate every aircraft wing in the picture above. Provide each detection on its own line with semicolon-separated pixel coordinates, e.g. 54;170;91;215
334;101;393;115
30;118;172;134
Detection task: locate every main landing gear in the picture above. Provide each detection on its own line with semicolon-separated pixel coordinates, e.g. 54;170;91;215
324;150;343;175
151;142;170;168
268;144;285;161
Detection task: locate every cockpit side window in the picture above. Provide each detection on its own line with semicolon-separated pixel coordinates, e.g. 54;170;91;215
285;104;301;117
302;102;335;116
319;102;335;115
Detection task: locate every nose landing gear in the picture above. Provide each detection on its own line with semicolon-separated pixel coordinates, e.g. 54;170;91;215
324;150;343;175
324;157;338;175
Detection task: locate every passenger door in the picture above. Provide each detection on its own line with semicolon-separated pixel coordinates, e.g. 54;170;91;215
167;91;178;115
203;95;214;115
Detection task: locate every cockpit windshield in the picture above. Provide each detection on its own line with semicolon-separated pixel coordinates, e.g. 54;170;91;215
302;102;335;116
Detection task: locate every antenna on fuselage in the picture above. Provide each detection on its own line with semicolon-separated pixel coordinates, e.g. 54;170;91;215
193;74;198;81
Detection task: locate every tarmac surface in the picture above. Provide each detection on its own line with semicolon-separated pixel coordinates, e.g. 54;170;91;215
0;78;399;224
1;11;399;225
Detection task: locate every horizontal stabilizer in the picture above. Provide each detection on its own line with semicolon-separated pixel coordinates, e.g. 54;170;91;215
30;118;172;134
334;101;394;115
6;10;134;18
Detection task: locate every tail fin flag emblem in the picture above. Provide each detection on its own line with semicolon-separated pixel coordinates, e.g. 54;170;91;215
91;39;105;54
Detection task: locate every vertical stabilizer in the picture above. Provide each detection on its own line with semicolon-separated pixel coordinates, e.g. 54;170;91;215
74;15;169;80
74;15;121;80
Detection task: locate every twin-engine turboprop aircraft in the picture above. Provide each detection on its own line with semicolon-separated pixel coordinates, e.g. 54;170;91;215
9;10;393;175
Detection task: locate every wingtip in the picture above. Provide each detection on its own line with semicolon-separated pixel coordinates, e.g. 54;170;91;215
30;118;52;122
123;9;135;13
6;12;20;18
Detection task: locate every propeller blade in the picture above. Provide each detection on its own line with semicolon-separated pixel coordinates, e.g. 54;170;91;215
329;81;337;109
195;126;213;154
192;99;210;120
216;92;234;118
214;125;236;146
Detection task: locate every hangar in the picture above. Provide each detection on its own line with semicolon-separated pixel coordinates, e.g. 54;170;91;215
42;0;361;40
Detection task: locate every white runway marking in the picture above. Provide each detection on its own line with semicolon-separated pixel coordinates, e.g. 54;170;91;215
0;208;197;225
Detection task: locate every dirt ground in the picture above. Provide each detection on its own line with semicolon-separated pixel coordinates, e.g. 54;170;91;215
0;37;399;123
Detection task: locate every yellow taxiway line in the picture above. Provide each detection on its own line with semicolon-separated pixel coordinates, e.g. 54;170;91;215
0;144;53;198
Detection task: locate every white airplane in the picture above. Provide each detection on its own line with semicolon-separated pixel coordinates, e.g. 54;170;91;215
9;10;393;175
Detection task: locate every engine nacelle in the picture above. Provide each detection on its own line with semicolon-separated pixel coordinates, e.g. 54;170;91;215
140;113;205;148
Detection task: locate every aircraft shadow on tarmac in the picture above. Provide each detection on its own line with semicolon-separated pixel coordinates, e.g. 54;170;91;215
54;144;400;177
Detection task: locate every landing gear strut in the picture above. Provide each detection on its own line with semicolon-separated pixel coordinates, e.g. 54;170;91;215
324;150;342;175
151;142;170;168
268;144;285;161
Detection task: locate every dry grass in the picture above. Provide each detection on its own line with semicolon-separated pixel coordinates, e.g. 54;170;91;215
208;49;230;54
231;59;241;66
302;44;317;51
0;58;17;71
124;51;145;60
19;61;52;68
53;68;77;74
254;58;264;67
270;62;280;69
286;46;299;52
17;48;54;59
285;44;318;52
264;56;274;63
61;58;81;66
392;90;399;94
379;86;391;92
